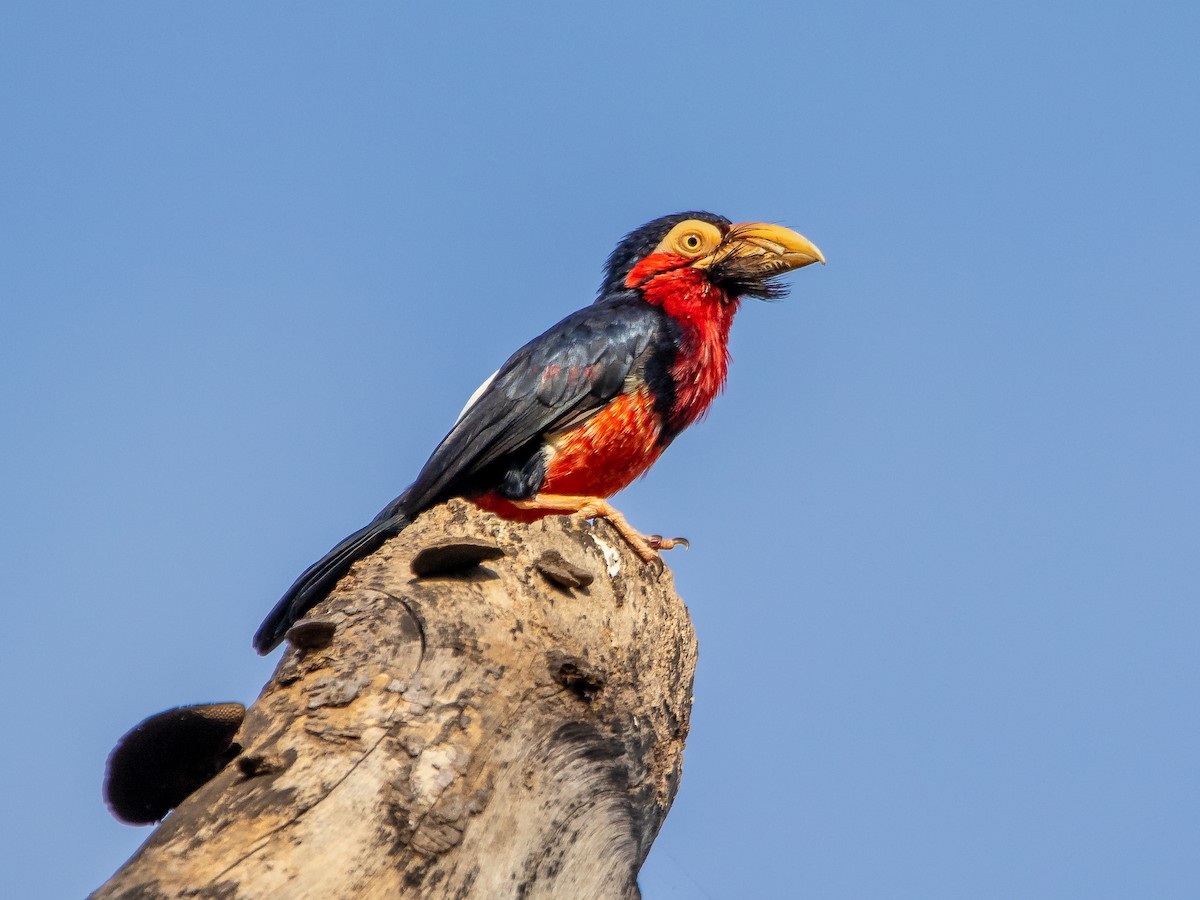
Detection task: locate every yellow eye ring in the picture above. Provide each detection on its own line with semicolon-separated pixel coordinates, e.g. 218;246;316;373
653;219;723;259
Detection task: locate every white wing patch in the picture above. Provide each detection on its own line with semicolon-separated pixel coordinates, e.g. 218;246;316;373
455;369;500;425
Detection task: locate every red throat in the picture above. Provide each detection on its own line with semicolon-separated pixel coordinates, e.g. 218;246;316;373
629;258;739;432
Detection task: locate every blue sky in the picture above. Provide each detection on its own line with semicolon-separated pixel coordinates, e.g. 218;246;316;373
2;2;1198;897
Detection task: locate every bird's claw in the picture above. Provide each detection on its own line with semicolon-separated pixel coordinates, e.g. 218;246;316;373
647;535;689;552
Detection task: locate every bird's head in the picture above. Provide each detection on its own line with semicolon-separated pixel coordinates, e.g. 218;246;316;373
601;211;824;304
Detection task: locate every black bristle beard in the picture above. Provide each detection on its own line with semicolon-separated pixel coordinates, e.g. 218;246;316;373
709;255;793;301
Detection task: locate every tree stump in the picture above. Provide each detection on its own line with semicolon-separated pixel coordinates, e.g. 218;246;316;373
94;500;698;899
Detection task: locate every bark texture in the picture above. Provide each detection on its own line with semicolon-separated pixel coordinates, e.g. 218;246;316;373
95;500;698;900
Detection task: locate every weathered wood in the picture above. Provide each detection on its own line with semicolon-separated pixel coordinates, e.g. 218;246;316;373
95;500;698;900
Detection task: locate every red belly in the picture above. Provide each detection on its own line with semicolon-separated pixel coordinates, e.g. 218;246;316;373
472;387;664;522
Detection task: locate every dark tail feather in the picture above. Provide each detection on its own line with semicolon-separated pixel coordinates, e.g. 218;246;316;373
253;511;410;654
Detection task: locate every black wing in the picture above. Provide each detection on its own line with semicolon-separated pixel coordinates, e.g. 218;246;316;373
253;512;409;653
402;294;677;511
254;294;676;654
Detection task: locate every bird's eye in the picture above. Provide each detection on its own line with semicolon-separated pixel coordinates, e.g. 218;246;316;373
655;219;722;259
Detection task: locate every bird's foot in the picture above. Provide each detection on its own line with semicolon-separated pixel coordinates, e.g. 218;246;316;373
647;535;689;552
510;494;686;567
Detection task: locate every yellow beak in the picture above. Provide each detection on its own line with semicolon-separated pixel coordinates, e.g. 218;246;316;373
724;222;826;270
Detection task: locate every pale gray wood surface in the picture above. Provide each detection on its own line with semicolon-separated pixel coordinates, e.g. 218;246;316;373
95;500;698;899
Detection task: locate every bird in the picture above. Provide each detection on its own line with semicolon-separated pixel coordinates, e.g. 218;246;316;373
253;211;823;653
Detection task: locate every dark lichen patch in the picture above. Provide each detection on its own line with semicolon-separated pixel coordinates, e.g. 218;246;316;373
236;752;289;779
228;760;299;819
548;653;606;704
534;550;595;590
192;880;240;900
549;721;626;766
99;879;169;899
410;537;504;577
450;866;479;900
385;800;416;855
403;864;427;888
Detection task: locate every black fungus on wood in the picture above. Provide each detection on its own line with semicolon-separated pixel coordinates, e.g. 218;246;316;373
534;550;595;590
410;537;505;577
104;703;245;825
